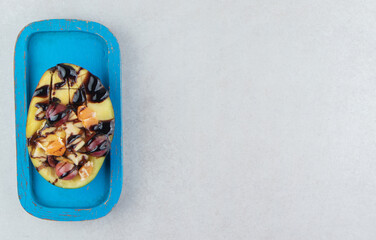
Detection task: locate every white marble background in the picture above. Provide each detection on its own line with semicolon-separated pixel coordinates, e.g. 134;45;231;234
2;0;376;239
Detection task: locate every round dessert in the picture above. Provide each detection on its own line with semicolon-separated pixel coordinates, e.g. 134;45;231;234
26;63;114;188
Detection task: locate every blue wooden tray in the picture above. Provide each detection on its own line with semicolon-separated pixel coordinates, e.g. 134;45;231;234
14;19;123;221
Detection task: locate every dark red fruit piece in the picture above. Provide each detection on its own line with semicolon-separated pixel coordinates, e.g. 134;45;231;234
46;103;69;127
55;162;78;180
86;134;110;157
47;156;58;168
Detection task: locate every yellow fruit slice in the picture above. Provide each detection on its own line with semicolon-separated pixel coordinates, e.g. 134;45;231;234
51;70;69;105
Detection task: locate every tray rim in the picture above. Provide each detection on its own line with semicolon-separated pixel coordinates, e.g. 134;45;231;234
14;19;123;221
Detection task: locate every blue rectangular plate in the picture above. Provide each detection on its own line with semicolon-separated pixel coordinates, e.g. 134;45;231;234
14;19;123;221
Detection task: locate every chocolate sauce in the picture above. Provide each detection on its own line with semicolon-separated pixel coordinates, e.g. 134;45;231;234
51;97;61;103
85;75;109;103
54;81;67;89
72;87;86;107
35;102;49;111
91;119;115;135
52;178;58;185
59;165;78;179
78;158;88;167
33;85;49;98
86;134;109;154
67;134;80;145
47;107;70;126
27;133;38;147
57;64;77;86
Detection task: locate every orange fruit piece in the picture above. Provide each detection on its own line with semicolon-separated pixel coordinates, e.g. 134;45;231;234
77;106;98;129
45;140;66;156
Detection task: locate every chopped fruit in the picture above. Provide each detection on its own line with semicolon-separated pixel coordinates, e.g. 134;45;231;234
77;106;98;129
73;139;85;152
46;103;70;127
35;107;45;120
77;106;95;119
63;122;85;151
32;146;47;159
55;128;66;139
47;156;58;167
86;134;110;157
55;162;78;180
79;161;93;180
26;64;114;189
36;125;66;151
66;152;87;165
68;111;78;121
74;121;84;128
45;139;66;156
38;126;56;137
37;133;59;150
82;118;99;130
55;156;74;164
63;122;82;137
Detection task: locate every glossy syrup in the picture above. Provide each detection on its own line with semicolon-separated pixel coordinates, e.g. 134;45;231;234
67;134;80;145
57;64;77;87
85;75;109;103
33;85;49;97
72;87;87;107
35;102;49;111
59;165;78;179
91;119;114;135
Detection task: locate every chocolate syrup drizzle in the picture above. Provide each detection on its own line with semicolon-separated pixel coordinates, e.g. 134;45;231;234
59;165;78;179
67;134;80;145
33;85;49;97
84;75;109;103
35;102;49;111
57;64;77;88
90;119;115;135
72;87;87;107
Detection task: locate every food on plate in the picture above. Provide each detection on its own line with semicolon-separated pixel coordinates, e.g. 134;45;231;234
26;63;114;188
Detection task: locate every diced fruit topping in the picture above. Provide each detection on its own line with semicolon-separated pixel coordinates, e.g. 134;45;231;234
38;126;56;137
63;122;81;136
66;152;88;165
55;162;78;180
47;156;58;167
35;107;45;120
72;138;85;152
46;103;70;127
45;139;66;156
34;102;49;120
73;121;84;128
86;134;110;157
31;145;47;159
77;106;98;129
79;161;93;180
68;111;78;121
55;156;74;164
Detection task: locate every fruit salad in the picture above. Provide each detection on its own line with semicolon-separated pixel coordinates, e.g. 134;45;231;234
26;64;114;188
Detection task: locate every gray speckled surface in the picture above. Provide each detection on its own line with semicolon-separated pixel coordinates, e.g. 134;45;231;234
2;0;376;239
